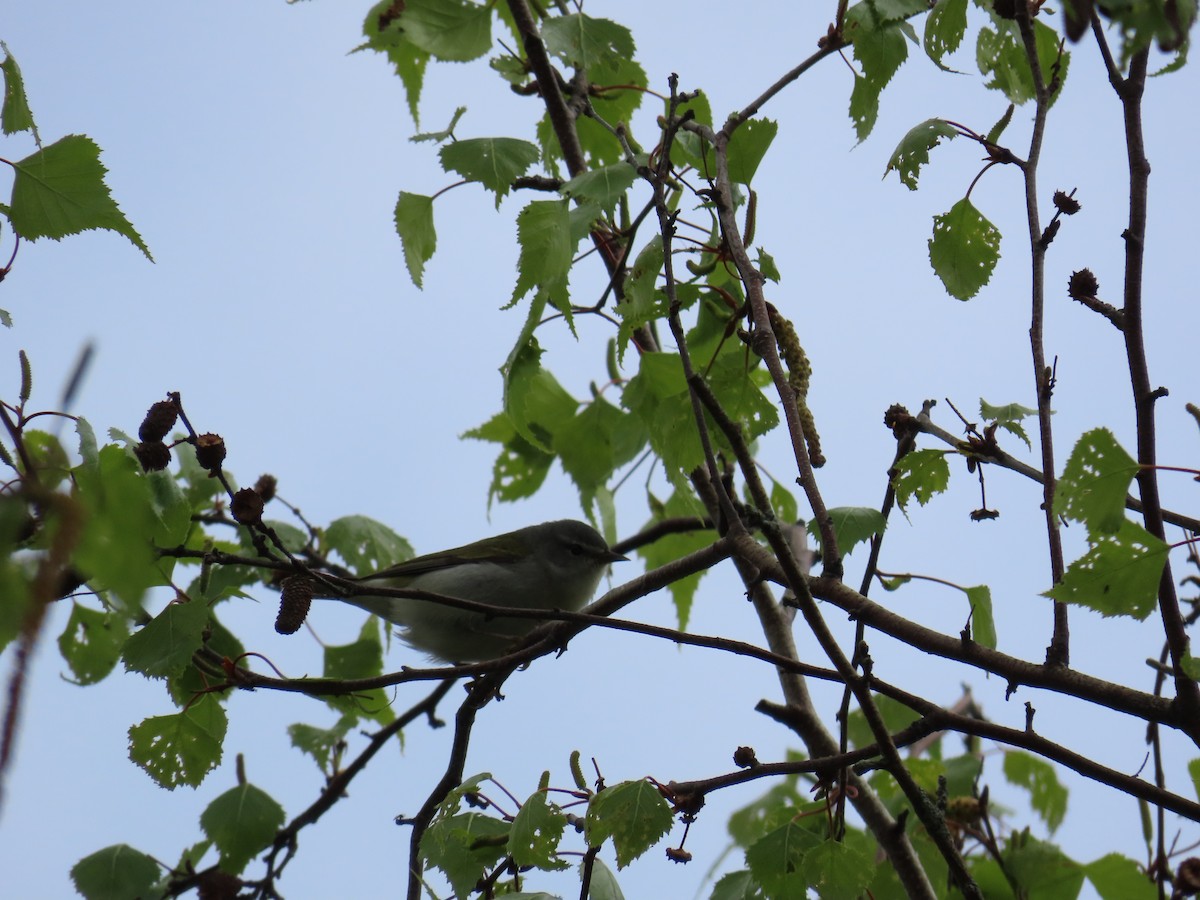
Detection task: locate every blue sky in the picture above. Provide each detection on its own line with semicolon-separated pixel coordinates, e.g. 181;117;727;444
3;2;1199;898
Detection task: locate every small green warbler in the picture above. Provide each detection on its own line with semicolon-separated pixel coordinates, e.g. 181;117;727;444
341;519;626;662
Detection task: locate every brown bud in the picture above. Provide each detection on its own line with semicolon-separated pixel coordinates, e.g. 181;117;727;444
275;575;314;635
134;440;171;472
254;473;277;503
1068;268;1099;299
138;400;178;442
194;433;226;473
1052;190;1081;215
733;746;759;768
230;487;264;525
1177;858;1200;896
946;795;983;826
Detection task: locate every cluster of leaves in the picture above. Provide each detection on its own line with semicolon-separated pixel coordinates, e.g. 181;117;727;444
4;1;1200;899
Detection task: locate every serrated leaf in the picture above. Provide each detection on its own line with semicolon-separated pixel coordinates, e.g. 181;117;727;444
542;13;635;75
511;199;572;314
924;0;969;71
697;118;778;185
1044;519;1168;619
1084;853;1155;900
439;137;539;208
845;5;911;141
556;396;647;500
411;105;466;143
965;584;997;649
636;492;713;631
503;338;579;455
71;845;160;900
325;514;414;576
288;717;354;775
561;162;638;210
1005;833;1084;898
9;135;151;259
421;812;510;897
709;869;759;900
892;448;951;509
1;44;38;140
397;0;491;62
801;840;873;897
509;787;568;869
745;817;824;897
360;4;429;126
121;599;208;679
200;783;286;875
981;398;1036;449
58;602;126;685
463;411;554;506
929;197;1001;300
886;118;959;190
1054;428;1139;537
586;780;672;869
1004;751;1068;833
394;191;436;288
323;618;394;725
128;694;226;789
977;18;1070;108
806;506;886;557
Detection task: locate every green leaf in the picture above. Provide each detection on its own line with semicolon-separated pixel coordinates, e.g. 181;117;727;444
977;17;1070;108
1191;758;1200;801
556;396;648;501
801;840;873;897
1004;751;1068;832
411;106;466;143
929;197;1001;300
769;479;798;526
965;584;997;649
622;352;703;476
756;248;781;283
586;780;673;869
745;817;824;897
73;445;167;608
58;602;126;685
636;493;713;631
806;506;886;557
396;0;491;62
845;5;912;141
924;0;969;71
697;118;778;186
71;845;160;900
128;694;226;789
1;44;38;140
892;448;951;509
885;119;959;190
709;870;761;900
323;618;394;724
542;13;636;75
1045;519;1168;620
1054;428;1140;537
1084;854;1155;900
503;338;579;455
324;514;414;576
121;598;209;679
463;411;553;506
584;858;626;900
615;238;665;360
439;137;539;208
9;135;151;259
288;717;354;776
511;199;573;316
421;811;510;897
509;785;568;870
1005;833;1084;899
561;162;639;211
394;192;436;288
847;694;922;750
981;397;1036;448
360;3;429;126
200;782;286;875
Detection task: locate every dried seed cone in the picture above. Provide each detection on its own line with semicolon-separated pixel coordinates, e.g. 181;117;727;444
134;440;171;472
139;400;178;442
1068;268;1099;299
230;488;265;525
1052;190;1081;215
194;433;227;472
254;473;278;503
1177;858;1200;896
275;576;315;635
